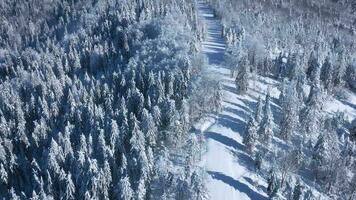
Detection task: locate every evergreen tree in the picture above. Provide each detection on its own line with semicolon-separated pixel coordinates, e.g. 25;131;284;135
235;56;249;94
140;109;157;149
258;93;274;145
267;168;279;199
243;115;258;154
306;50;321;85
300;84;323;138
191;170;209;200
279;82;299;140
350;118;356;142
320;56;334;91
63;173;75;200
175;175;191;200
128;113;147;188
333;53;347;88
136;177;146;200
292;180;302;200
213;82;223;114
254;152;263;171
312;133;327;178
117;175;133;200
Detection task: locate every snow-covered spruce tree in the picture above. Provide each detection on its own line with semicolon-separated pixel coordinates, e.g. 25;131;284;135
117;174;133;200
279;81;299;140
333;53;347;89
311;130;342;192
311;133;327;178
300;84;323;139
154;146;174;198
350;118;356;142
285;52;299;80
345;170;356;200
267;168;279;199
320;56;334;91
191;170;209;200
213;82;223;114
295;68;307;104
235;56;250;94
258;93;274;145
128;113;148;191
243;115;258;154
306;50;321;86
254;152;263;171
278;78;288;104
140;109;158;149
175;174;192;200
345;61;356;91
292;179;303;200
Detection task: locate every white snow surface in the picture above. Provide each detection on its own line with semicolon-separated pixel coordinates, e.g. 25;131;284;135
198;2;268;200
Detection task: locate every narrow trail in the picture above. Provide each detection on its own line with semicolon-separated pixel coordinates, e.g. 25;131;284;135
197;1;268;199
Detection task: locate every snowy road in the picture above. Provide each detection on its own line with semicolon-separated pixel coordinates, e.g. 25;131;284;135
198;1;268;199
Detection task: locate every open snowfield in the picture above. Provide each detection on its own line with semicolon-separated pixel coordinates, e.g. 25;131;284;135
198;2;268;199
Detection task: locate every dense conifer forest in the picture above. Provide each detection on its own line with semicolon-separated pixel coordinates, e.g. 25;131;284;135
0;0;355;199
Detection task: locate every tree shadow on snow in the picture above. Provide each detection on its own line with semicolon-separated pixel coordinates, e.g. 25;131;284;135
217;113;245;134
225;107;250;122
339;99;356;111
243;176;267;194
207;171;268;200
205;131;244;151
228;148;255;172
225;100;252;115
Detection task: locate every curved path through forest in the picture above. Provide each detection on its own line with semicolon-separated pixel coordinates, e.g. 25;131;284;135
197;1;268;199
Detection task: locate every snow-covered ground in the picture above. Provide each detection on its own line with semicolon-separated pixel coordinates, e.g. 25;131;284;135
198;2;268;199
197;1;356;200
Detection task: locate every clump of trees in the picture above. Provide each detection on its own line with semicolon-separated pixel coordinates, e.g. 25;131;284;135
213;0;356;199
0;0;212;199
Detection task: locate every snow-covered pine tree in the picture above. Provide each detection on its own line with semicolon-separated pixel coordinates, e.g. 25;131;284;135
258;93;274;145
254;152;263;171
243;115;258;154
333;53;347;88
311;133;327;179
128;113;148;190
136;177;146;200
320;56;334;91
117;174;133;200
292;179;303;200
191;170;209;200
235;56;249;94
350;118;356;142
140;109;158;149
213;82;223;114
267;168;279;199
63;173;75;200
306;50;321;86
278;78;288;105
175;175;191;200
311;130;341;190
279;82;299;140
300;84;323;138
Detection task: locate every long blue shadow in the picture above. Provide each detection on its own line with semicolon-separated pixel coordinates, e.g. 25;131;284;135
207;171;268;200
217;114;245;134
205;131;244;150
